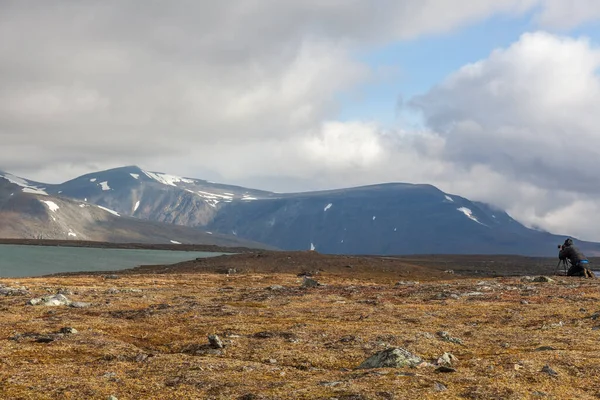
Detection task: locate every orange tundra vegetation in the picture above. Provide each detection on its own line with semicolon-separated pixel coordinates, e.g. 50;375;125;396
1;251;600;399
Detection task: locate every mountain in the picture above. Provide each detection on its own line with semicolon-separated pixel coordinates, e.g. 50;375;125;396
2;166;599;256
0;175;273;249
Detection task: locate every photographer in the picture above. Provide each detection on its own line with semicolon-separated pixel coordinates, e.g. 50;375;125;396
559;238;594;278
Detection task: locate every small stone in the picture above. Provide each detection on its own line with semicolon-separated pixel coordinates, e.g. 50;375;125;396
436;352;458;367
104;275;120;279
267;358;277;364
541;365;558;376
463;292;484;297
521;300;529;304
108;396;119;400
592;326;600;331
435;366;456;373
135;353;149;362
532;391;548;397
70;302;91;308
208;334;224;349
57;288;73;295
267;285;285;291
357;347;423;369
532;276;555;283
436;331;463;345
434;382;448;392
60;327;78;334
302;276;323;288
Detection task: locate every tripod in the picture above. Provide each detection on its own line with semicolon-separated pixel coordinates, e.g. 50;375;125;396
556;258;570;276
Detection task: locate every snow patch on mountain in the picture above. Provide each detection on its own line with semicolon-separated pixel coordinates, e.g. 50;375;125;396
41;200;59;212
90;178;96;182
142;170;194;186
134;200;140;212
99;181;111;191
170;240;181;244
457;207;486;226
97;205;120;217
324;203;333;212
1;172;48;195
68;230;77;237
130;173;139;180
445;195;454;202
310;242;316;251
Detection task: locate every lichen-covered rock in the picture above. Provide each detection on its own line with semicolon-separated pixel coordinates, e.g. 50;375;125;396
532;276;555;283
436;352;458;367
0;286;30;296
357;347;423;369
28;294;71;306
302;276;323;288
208;334;224;349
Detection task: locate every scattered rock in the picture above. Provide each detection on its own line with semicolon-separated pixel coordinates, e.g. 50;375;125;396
434;382;448;392
521;300;529;305
302;276;323;288
56;288;73;295
227;268;237;275
267;285;285;291
0;286;30;296
357;347;424;369
28;294;71;307
436;331;464;345
208;334;224;349
135;353;149;363
70;301;91;308
444;270;455;274
541;365;558;376
532;276;555;283
535;346;556;351
104;275;120;280
463;292;484;297
395;281;419;286
60;327;78;334
436;352;458;367
521;276;534;282
532;391;548;397
106;288;120;294
592;326;600;331
108;396;118;400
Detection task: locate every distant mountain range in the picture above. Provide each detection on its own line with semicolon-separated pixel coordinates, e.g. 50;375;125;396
1;165;598;256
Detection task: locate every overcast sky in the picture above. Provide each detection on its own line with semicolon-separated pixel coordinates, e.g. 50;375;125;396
2;1;600;240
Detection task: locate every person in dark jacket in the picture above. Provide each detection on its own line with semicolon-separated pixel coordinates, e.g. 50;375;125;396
559;238;594;278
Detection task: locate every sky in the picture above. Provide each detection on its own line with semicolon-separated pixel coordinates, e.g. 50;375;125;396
2;1;600;240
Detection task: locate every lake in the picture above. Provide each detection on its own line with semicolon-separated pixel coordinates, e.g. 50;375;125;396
0;244;229;278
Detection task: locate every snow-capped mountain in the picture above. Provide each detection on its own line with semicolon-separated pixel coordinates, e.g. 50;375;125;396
2;166;597;256
0;174;272;248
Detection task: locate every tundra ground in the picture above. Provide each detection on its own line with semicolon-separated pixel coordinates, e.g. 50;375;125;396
1;252;599;399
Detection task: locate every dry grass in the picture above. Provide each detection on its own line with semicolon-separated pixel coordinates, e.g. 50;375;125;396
2;270;600;399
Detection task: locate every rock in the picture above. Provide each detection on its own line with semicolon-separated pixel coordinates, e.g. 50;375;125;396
319;381;343;387
208;334;224;349
60;327;78;334
532;391;548;397
108;396;119;400
267;285;285;291
106;288;120;294
436;331;463;345
541;365;558;376
436;352;458;367
302;276;323;288
70;302;91;308
521;276;534;282
532;276;555;283
521;300;529;304
463;292;484;297
444;270;455;274
35;336;55;343
56;288;73;295
227;268;237;275
0;286;30;296
135;353;149;363
104;275;120;279
395;281;419;286
434;382;448;392
357;347;423;369
28;294;71;307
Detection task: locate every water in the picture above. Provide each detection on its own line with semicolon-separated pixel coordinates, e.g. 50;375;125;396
0;244;230;278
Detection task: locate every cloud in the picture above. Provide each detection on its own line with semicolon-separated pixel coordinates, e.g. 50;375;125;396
2;2;600;240
408;31;600;239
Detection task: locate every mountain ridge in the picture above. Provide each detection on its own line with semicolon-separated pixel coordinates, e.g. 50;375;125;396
1;165;596;257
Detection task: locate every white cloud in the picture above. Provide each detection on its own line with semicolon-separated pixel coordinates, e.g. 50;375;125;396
2;2;600;240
